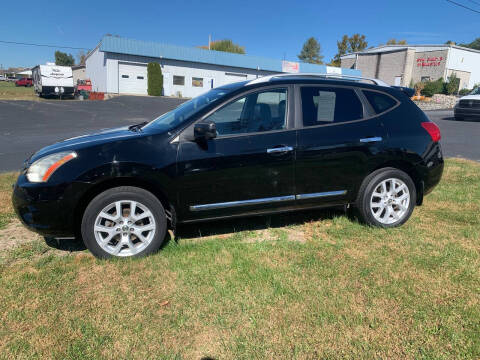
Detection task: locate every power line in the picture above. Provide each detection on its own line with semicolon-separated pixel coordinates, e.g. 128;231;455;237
0;40;89;50
466;0;480;6
446;0;480;13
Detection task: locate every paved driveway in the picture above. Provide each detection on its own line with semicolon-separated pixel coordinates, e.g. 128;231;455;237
424;110;480;161
0;97;478;172
0;96;185;172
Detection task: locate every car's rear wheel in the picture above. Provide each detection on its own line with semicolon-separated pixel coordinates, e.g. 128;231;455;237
355;168;416;228
81;186;167;258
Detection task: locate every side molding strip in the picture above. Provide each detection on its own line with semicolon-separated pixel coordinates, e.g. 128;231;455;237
189;195;296;211
295;190;347;200
189;190;348;212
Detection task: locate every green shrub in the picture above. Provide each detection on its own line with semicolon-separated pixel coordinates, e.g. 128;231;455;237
147;62;163;96
421;78;444;97
459;88;471;96
445;73;460;95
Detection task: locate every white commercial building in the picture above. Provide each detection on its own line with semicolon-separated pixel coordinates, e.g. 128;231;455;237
86;36;360;97
341;44;480;89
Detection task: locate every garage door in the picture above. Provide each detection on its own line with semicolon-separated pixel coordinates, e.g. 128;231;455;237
118;63;148;95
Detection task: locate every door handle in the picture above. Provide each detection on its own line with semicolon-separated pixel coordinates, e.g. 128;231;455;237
267;146;294;154
360;137;383;143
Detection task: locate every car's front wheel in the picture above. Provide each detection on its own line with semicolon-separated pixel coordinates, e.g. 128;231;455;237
355;168;416;228
81;186;167;258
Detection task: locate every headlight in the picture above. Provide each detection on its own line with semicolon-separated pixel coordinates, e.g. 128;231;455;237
26;151;77;183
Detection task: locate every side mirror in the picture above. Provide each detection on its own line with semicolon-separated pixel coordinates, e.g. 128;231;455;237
194;120;217;141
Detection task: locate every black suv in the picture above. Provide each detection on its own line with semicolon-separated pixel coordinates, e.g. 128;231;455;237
12;75;443;258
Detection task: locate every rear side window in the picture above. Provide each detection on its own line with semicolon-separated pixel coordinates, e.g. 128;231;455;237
300;87;363;126
363;90;397;114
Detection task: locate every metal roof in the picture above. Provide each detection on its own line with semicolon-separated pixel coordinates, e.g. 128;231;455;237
98;36;359;75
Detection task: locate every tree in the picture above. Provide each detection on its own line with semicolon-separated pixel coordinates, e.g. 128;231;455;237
460;37;480;50
77;50;87;65
330;34;368;67
445;40;456;45
147;62;163;96
200;39;245;54
386;39;407;45
55;51;75;66
298;37;324;64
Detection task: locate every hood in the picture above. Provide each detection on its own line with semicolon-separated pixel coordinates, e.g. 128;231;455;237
30;126;142;163
459;95;480;101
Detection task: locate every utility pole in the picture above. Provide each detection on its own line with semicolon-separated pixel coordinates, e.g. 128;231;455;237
208;35;212;50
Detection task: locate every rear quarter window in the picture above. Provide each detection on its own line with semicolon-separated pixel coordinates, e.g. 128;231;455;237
363;90;398;114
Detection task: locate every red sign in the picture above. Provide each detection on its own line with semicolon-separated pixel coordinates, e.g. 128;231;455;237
416;56;443;67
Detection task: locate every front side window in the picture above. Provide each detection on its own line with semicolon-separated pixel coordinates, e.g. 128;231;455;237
173;75;185;86
143;88;231;132
363;90;397;114
301;87;363;126
206;89;287;136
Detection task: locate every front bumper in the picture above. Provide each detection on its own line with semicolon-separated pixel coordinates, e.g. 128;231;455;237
454;107;480;120
12;174;89;237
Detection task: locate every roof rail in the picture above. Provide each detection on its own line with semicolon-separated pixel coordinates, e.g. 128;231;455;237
248;73;390;87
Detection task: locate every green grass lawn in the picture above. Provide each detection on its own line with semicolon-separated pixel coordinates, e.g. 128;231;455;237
0;81;38;100
0;159;479;359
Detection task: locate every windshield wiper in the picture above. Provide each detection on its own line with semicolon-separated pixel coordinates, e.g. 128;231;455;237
128;121;148;132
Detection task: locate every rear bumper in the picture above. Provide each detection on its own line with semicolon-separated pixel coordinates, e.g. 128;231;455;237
416;142;444;199
454;107;480;119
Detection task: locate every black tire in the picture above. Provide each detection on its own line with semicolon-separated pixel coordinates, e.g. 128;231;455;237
81;186;167;259
354;168;416;228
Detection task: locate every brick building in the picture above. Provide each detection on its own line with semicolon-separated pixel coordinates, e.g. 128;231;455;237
341;44;480;89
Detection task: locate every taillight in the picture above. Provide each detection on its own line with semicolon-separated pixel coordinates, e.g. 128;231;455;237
421;122;441;142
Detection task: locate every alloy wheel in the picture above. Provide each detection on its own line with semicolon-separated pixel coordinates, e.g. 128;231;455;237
93;200;156;257
370;178;410;225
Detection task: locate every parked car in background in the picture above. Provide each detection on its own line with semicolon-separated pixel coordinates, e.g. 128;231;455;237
15;78;33;87
12;74;444;259
0;75;7;81
7;76;16;82
454;87;480;121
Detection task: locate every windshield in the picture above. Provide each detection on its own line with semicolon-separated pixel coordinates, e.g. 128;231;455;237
469;87;480;95
143;88;231;132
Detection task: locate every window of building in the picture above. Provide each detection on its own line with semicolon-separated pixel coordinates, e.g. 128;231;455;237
192;77;203;87
421;76;431;82
137;76;144;80
363;90;397;114
206;89;287;136
173;75;185;86
121;75;129;78
300;87;363;126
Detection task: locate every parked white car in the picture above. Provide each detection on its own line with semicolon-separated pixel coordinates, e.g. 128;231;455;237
454;88;480;121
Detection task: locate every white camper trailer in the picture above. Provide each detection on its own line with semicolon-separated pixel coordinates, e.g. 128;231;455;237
32;64;74;97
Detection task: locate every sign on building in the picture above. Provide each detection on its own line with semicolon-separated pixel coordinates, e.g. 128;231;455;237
282;61;299;73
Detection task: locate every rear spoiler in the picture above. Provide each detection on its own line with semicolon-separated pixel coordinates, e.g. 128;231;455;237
392;86;415;98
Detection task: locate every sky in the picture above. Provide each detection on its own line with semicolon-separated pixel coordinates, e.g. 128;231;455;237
0;0;479;69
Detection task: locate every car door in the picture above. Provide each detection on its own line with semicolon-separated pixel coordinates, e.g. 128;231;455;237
176;85;296;221
294;84;388;208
